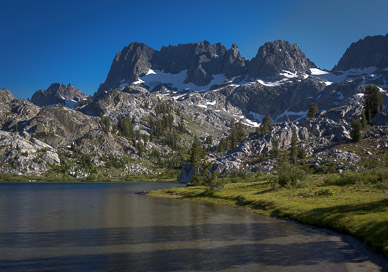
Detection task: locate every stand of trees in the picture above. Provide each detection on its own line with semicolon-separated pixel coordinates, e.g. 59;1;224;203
217;118;247;152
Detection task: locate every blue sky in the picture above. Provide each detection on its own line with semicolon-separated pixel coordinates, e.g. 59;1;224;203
1;0;388;98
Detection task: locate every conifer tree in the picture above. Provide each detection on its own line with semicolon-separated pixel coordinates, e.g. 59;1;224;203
271;138;279;158
217;139;225;153
190;136;202;174
366;109;372;124
361;110;368;129
100;116;110;133
205;135;213;145
236;120;247;143
364;85;383;122
350;119;362;142
118;117;134;138
290;127;298;162
307;102;319;118
297;147;306;159
259;114;273;135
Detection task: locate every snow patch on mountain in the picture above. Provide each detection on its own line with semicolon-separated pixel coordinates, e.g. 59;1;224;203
249;111;266;123
244;119;260;128
277;110;308;121
310;67;378;84
280;70;298;78
134;69;227;92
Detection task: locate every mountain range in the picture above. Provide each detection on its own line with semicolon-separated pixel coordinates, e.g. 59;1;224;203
1;33;387;178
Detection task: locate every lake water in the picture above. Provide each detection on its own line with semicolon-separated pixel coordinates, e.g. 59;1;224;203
0;182;386;272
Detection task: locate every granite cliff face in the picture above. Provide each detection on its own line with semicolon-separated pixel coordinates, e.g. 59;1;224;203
31;83;87;108
96;41;247;96
333;34;388;71
247;40;316;79
97;40;317;96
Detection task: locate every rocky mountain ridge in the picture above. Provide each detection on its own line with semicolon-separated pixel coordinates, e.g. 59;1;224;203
31;83;87;108
96;40;316;96
333;34;388;71
95;36;388;124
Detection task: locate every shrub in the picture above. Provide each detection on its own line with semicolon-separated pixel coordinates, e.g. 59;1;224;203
274;163;308;188
315;188;336;196
204;172;224;192
324;170;388;186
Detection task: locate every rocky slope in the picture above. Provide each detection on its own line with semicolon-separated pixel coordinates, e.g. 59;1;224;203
31;83;87;108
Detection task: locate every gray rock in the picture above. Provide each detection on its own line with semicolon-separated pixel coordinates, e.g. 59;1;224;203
247;40;316;79
372;108;388;126
178;164;195;183
0;88;15;104
31;83;87;108
0;130;59;175
333;34;388;71
96;41;247;95
329;149;361;163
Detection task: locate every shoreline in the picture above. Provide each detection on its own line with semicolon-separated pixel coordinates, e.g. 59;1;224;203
148;182;388;260
0;173;178;183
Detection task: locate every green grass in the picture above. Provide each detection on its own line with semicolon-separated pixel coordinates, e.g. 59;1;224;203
0;169;179;183
149;174;388;258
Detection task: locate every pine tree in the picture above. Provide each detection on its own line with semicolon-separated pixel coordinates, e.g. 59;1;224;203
136;141;144;157
364;85;383;121
350;119;362;142
297;147;306;159
235;120;247;143
190;136;202;174
307;102;319;118
271;138;279;158
100;116;110;133
118;117;133;138
366;108;372;124
217;139;225;153
290;127;298;162
259;114;273;135
361;110;368;129
178;115;185;132
205;135;213;145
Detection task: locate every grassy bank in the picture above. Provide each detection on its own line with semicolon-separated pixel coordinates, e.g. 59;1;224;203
0;170;179;182
149;174;388;258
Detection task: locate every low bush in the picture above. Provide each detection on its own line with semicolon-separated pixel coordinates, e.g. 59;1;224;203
324;170;388;187
314;188;336;196
273;163;309;188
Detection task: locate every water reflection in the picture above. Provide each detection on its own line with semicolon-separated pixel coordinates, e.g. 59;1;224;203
0;182;385;272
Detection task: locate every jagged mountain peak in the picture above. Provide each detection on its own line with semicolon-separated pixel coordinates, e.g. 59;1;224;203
31;83;87;108
333;34;388;71
248;40;316;79
96;39;317;97
96;41;248;96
